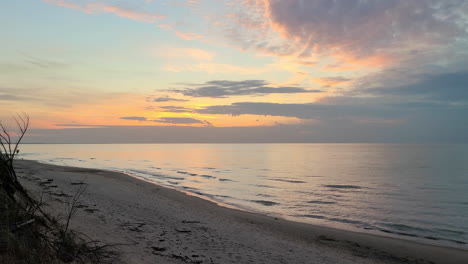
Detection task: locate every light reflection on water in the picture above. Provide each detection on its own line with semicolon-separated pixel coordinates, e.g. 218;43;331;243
19;143;468;248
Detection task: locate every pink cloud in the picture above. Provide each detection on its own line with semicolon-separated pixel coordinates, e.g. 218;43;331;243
226;0;467;69
176;31;204;40
312;76;351;87
43;0;165;23
158;24;174;30
43;0;81;9
163;63;267;75
156;48;215;60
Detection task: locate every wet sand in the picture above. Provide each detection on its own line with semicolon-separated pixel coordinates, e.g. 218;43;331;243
16;160;468;264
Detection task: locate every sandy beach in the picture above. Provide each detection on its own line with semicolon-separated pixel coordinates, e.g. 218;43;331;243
15;160;467;264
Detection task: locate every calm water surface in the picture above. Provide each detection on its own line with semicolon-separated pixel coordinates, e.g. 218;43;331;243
19;144;468;248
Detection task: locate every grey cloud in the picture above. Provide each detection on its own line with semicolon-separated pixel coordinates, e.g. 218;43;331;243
26;114;468;144
120;116;148;121
26;59;66;69
195;102;401;119
367;71;468;102
153;117;204;124
236;0;468;59
121;116;210;125
171;80;321;98
150;97;189;102
0;88;35;102
54;124;105;127
159;106;194;113
196;98;468;121
319;76;350;82
0;93;25;101
17;52;68;69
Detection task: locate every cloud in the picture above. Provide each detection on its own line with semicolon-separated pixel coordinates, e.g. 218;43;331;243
54;124;105;128
20;53;67;69
156;48;215;60
120;116;148;121
27;112;468;143
296;61;317;67
170;80;321;98
120;116;210;125
194;101;404;120
150;97;189;102
0;92;27;101
153;117;205;124
312;76;351;87
159;106;194;113
163;63;268;75
176;31;204;40
366;71;468;102
228;0;468;66
193;96;468;127
119;116;210;125
43;0;165;23
158;24;174;30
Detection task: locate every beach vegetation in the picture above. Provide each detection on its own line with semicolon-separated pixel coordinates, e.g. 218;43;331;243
0;115;117;263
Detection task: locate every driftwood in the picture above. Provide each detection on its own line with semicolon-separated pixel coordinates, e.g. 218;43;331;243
0;219;36;232
0;219;36;254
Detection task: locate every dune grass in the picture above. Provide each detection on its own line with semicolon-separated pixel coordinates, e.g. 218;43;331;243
0;115;116;263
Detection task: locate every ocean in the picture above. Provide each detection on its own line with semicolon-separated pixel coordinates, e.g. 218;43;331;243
19;143;468;249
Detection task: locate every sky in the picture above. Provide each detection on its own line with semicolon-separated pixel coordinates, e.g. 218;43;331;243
1;0;468;143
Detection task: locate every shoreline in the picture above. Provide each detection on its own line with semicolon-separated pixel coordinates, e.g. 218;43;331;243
16;159;468;264
120;168;467;251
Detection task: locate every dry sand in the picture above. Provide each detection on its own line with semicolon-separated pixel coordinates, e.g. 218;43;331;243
15;160;468;264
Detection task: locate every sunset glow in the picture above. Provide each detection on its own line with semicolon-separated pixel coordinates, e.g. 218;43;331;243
1;0;467;143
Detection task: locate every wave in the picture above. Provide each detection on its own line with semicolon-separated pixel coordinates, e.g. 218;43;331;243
328;217;366;226
306;200;336;204
296;214;326;220
199;174;216;179
176;170;217;180
218;178;233;182
435;228;465;236
296;215;465;245
250;200;279;206
168;181;180;185
269;178;307;184
254;184;278;189
128;169;184;181
323;185;363;189
373;223;467;245
256;193;274;198
380;223;428;232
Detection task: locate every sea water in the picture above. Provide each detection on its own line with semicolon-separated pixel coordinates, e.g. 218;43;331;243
19;144;468;248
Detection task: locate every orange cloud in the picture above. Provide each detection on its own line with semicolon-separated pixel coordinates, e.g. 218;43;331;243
156;48;215;60
296;61;317;67
43;0;165;23
163;63;267;75
320;63;359;72
233;0;460;74
312;76;351;87
333;51;395;69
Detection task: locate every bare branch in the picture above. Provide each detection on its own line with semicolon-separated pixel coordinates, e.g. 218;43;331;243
12;113;29;160
64;184;88;236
